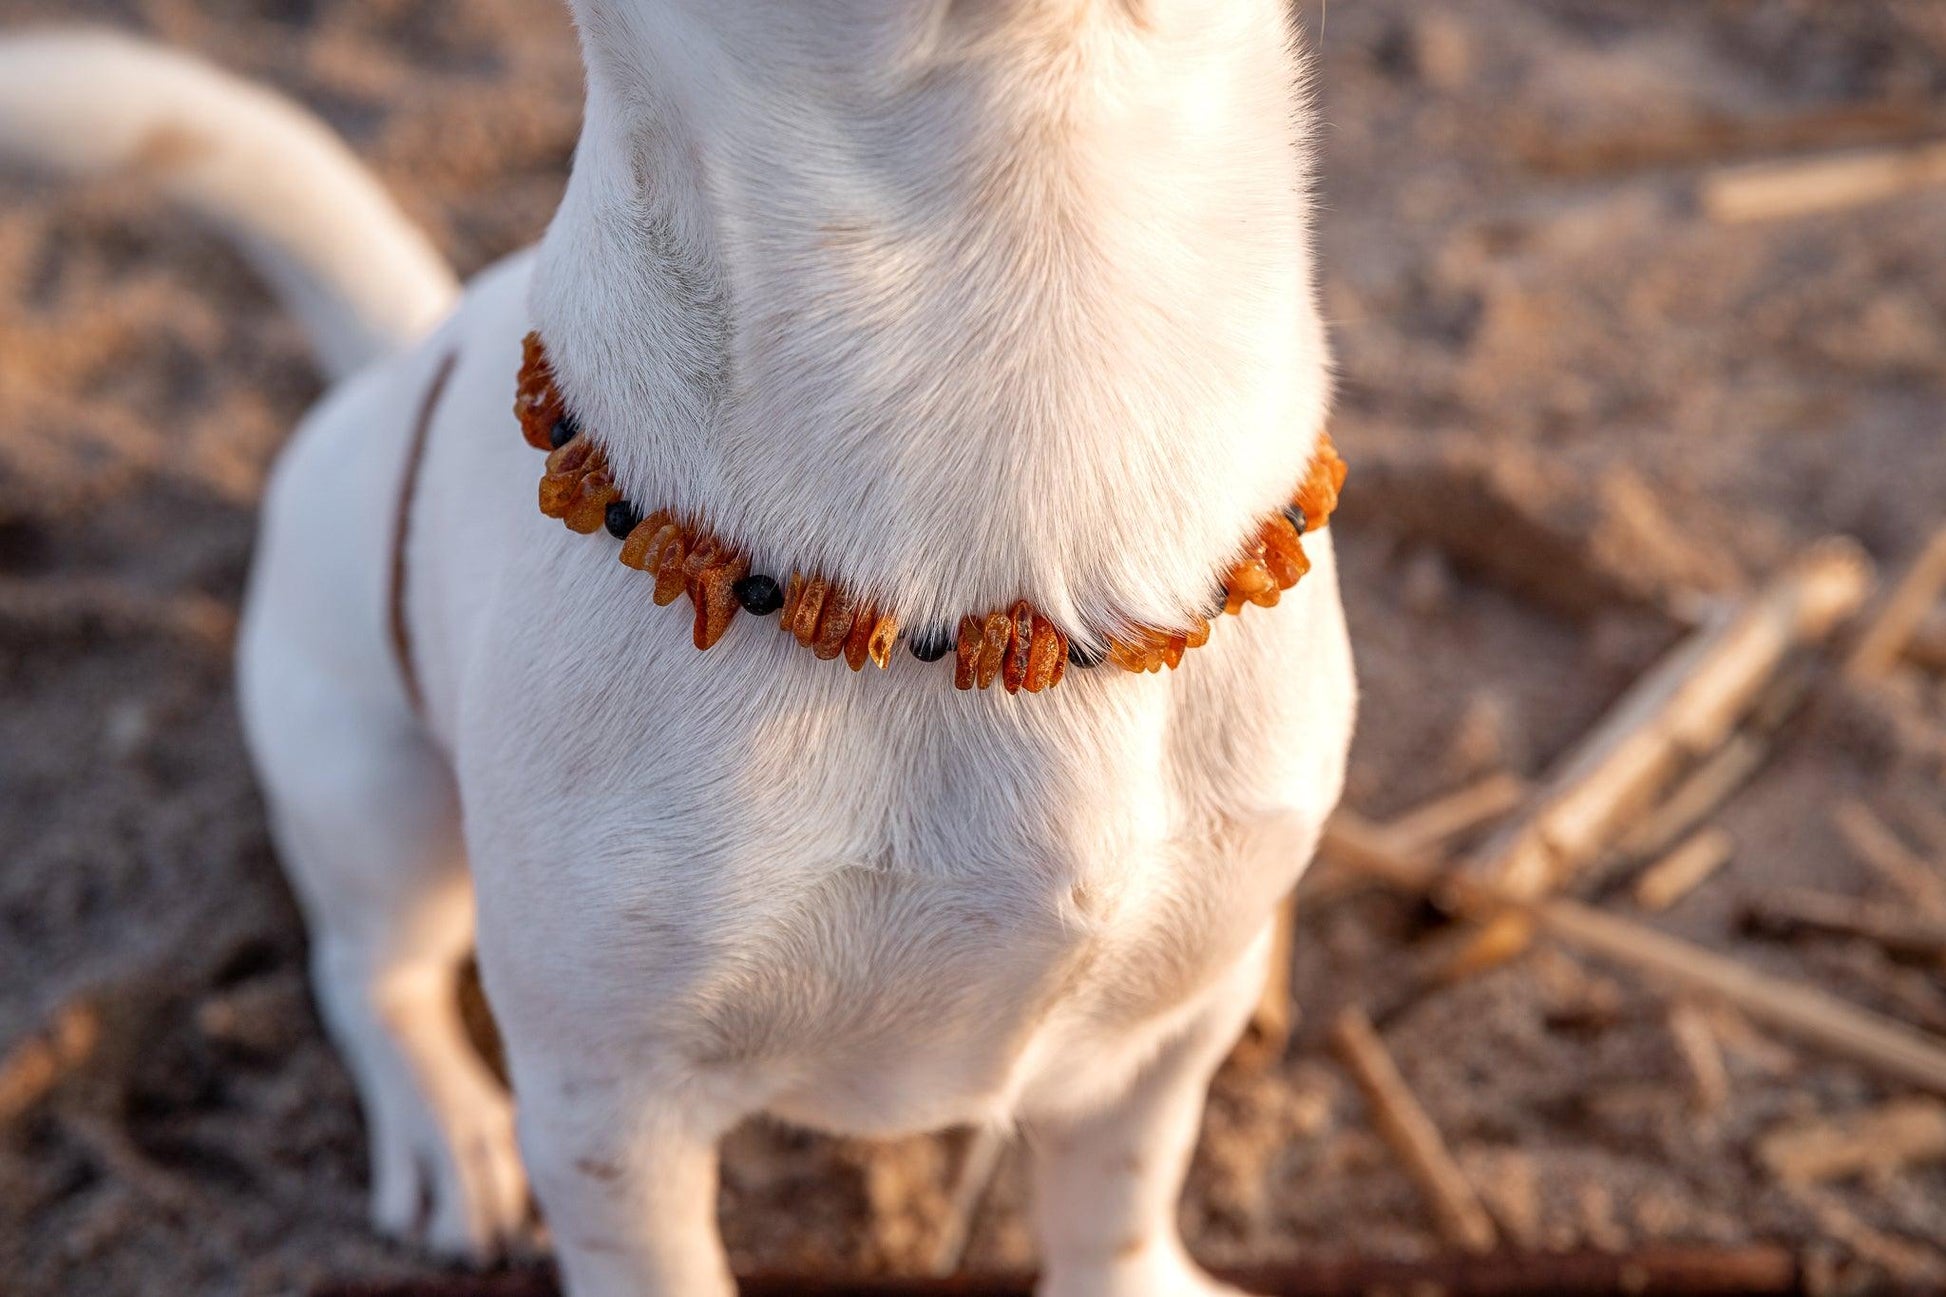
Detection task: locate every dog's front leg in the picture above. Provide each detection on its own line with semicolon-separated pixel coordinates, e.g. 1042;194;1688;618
1026;928;1273;1297
506;1044;738;1297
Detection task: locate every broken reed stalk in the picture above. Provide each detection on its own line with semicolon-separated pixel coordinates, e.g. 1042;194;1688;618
1319;814;1946;1097
1633;827;1736;912
1519;99;1946;177
926;1126;1008;1277
1757;1097;1946;1186
1462;539;1873;904
0;574;236;650
1534;900;1946;1096
1246;774;1527;1061
1666;1001;1730;1112
0;999;101;1124
1743;888;1946;966
1612;735;1768;864
1831;800;1946;918
1844;526;1946;682
1238;891;1300;1068
1382;773;1529;855
1329;1007;1498;1255
1907;609;1946;675
1703;140;1946;224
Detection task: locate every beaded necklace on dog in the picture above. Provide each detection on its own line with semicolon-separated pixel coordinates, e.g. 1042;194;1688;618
515;332;1345;694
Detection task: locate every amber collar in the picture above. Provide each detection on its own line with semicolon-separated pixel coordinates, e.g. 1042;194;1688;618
515;332;1344;693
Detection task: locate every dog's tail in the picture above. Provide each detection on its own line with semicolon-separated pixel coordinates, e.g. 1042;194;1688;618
0;29;458;379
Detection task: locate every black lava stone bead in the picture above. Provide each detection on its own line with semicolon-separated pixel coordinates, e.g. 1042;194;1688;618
548;415;580;449
604;500;642;539
908;627;954;662
1282;504;1307;535
1068;638;1107;670
732;574;785;616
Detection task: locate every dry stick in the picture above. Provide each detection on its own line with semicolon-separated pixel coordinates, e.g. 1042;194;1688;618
1785;1183;1946;1288
1845;526;1946;683
1893;791;1946;862
1743;888;1946;966
1237;891;1300;1068
0;999;101;1125
1318;816;1946;1097
1588;658;1812;900
1246;775;1527;1058
1383;773;1529;855
0;574;236;650
1534;900;1946;1095
1462;540;1872;907
1613;735;1768;863
1703;140;1946;224
1907;609;1946;675
1329;1007;1498;1255
1634;827;1736;912
1757;1097;1946;1186
926;1126;1008;1277
1519;99;1946;177
1667;1000;1730;1112
1831;800;1946;918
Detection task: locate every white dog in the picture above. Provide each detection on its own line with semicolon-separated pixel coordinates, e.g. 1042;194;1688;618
0;6;1350;1295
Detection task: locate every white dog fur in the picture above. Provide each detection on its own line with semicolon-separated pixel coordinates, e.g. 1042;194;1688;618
0;7;1352;1295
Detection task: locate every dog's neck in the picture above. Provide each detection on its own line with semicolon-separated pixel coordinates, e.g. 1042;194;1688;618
531;0;1329;635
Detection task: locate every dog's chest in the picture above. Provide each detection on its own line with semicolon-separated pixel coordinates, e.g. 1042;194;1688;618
455;514;1351;1134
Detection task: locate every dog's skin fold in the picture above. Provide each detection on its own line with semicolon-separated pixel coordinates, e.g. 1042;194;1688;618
0;5;1353;1295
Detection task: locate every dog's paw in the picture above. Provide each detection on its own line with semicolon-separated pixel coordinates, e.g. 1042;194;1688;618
366;1069;530;1261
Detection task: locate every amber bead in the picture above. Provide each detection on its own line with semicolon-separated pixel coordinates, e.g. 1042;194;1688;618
953;615;982;690
1002;601;1035;694
788;575;829;647
563;471;619;534
811;587;858;660
652;537;690;605
515;332;567;451
976;610;1011;689
1224;558;1280;614
689;551;748;650
1260;516;1310;588
1024;613;1064;693
865;613;900;669
842;604;878;671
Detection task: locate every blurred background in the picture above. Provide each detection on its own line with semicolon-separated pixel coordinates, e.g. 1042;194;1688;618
2;2;1944;1294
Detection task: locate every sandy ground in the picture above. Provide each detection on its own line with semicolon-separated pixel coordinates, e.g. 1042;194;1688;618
2;2;1945;1294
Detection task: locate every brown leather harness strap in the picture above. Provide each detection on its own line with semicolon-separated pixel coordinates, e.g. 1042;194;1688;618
388;350;458;714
